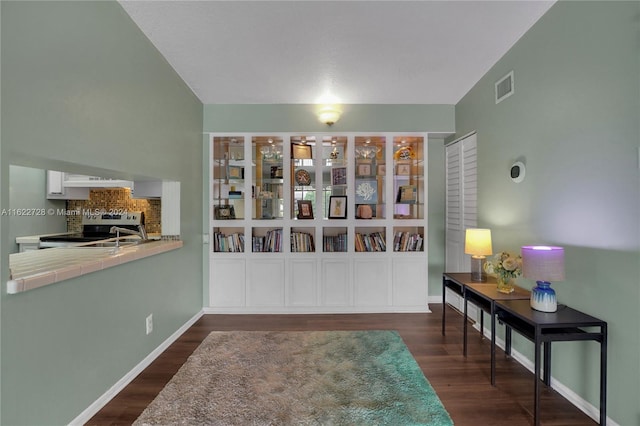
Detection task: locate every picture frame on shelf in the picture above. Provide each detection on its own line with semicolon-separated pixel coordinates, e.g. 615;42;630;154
291;143;312;159
328;195;347;219
270;166;283;179
331;167;347;186
296;200;314;219
396;185;417;204
396;163;411;176
357;163;372;177
376;164;386;175
355;180;378;204
214;205;236;220
228;166;244;179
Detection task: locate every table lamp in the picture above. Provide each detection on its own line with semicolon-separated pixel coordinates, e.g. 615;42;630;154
465;228;493;282
521;246;565;312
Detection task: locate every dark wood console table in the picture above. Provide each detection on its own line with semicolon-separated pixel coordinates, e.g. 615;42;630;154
442;273;530;384
495;299;607;426
443;272;608;425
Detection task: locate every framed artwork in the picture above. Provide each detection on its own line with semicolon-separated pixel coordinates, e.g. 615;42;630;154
291;143;312;159
357;163;372;176
377;164;386;175
214;205;236;220
328;195;347;219
228;166;243;179
355;180;378;204
331;167;347;186
270;166;283;179
396;163;411;176
396;185;417;204
297;200;314;219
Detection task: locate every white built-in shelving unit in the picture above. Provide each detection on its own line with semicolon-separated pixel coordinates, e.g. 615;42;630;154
208;133;428;313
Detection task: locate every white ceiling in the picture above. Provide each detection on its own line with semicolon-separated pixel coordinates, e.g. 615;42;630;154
119;1;554;105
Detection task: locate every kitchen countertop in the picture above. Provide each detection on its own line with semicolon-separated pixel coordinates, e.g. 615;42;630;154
7;239;183;294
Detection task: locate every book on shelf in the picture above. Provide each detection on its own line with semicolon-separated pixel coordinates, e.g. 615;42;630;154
355;231;386;252
393;231;423;252
323;233;347;252
252;228;283;252
291;231;315;252
213;231;245;252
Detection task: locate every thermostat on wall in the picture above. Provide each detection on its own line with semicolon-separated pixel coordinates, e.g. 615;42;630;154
510;161;525;183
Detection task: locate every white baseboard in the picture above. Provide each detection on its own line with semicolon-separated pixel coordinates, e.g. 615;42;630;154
203;306;432;314
69;310;204;426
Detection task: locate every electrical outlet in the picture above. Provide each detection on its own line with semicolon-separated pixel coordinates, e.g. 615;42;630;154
146;314;153;335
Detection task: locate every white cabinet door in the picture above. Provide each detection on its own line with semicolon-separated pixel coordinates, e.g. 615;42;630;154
353;258;389;307
392;258;427;307
321;259;350;306
288;258;317;306
210;258;246;307
247;259;285;306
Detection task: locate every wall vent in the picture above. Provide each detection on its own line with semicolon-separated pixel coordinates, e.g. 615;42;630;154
495;70;514;104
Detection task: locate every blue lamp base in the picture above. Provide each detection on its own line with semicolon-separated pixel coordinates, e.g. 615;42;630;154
530;281;557;312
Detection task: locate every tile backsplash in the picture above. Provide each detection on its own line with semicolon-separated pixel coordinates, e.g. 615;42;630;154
66;189;161;234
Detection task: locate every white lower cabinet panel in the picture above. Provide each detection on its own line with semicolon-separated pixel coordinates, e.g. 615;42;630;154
321;259;350;306
288;258;317;306
210;258;246;307
392;258;427;306
353;258;390;307
247;259;285;306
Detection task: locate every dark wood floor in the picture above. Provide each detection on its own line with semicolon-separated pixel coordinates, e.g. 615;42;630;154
88;305;597;425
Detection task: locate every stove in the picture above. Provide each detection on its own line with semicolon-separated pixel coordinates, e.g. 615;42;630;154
39;211;146;248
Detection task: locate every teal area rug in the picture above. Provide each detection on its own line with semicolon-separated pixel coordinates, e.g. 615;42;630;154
134;330;453;425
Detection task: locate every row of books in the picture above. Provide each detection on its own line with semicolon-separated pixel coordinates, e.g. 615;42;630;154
252;228;283;252
291;231;315;252
393;231;424;252
355;232;386;252
213;232;245;252
323;233;348;252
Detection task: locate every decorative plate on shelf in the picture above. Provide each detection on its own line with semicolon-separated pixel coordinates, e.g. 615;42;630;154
295;169;311;186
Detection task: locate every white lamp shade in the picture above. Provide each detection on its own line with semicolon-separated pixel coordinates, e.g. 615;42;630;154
464;228;493;256
521;246;565;282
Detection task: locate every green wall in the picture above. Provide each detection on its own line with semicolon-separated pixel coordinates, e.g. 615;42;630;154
203;104;454;299
455;2;639;424
1;2;203;424
8;166;66;254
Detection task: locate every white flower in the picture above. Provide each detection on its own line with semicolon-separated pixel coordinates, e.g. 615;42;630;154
502;257;518;272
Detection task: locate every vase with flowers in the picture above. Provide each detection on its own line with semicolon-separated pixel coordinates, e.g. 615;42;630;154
484;251;523;293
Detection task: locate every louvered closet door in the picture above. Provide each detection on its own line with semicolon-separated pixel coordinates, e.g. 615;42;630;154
445;133;477;272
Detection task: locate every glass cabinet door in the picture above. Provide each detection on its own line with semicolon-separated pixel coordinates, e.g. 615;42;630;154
290;135;316;220
322;136;347;219
212;136;245;220
354;136;386;219
252;136;284;220
393;136;424;219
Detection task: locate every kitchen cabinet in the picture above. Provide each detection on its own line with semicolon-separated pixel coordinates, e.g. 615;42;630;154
131;181;162;199
47;171;90;200
208;133;429;313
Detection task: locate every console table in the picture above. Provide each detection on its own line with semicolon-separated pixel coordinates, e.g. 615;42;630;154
443;272;608;426
496;299;607;426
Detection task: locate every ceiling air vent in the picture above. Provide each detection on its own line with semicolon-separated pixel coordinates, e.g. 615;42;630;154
495;70;514;104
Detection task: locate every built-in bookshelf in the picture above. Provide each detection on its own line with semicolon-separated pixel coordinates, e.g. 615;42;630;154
209;133;428;313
